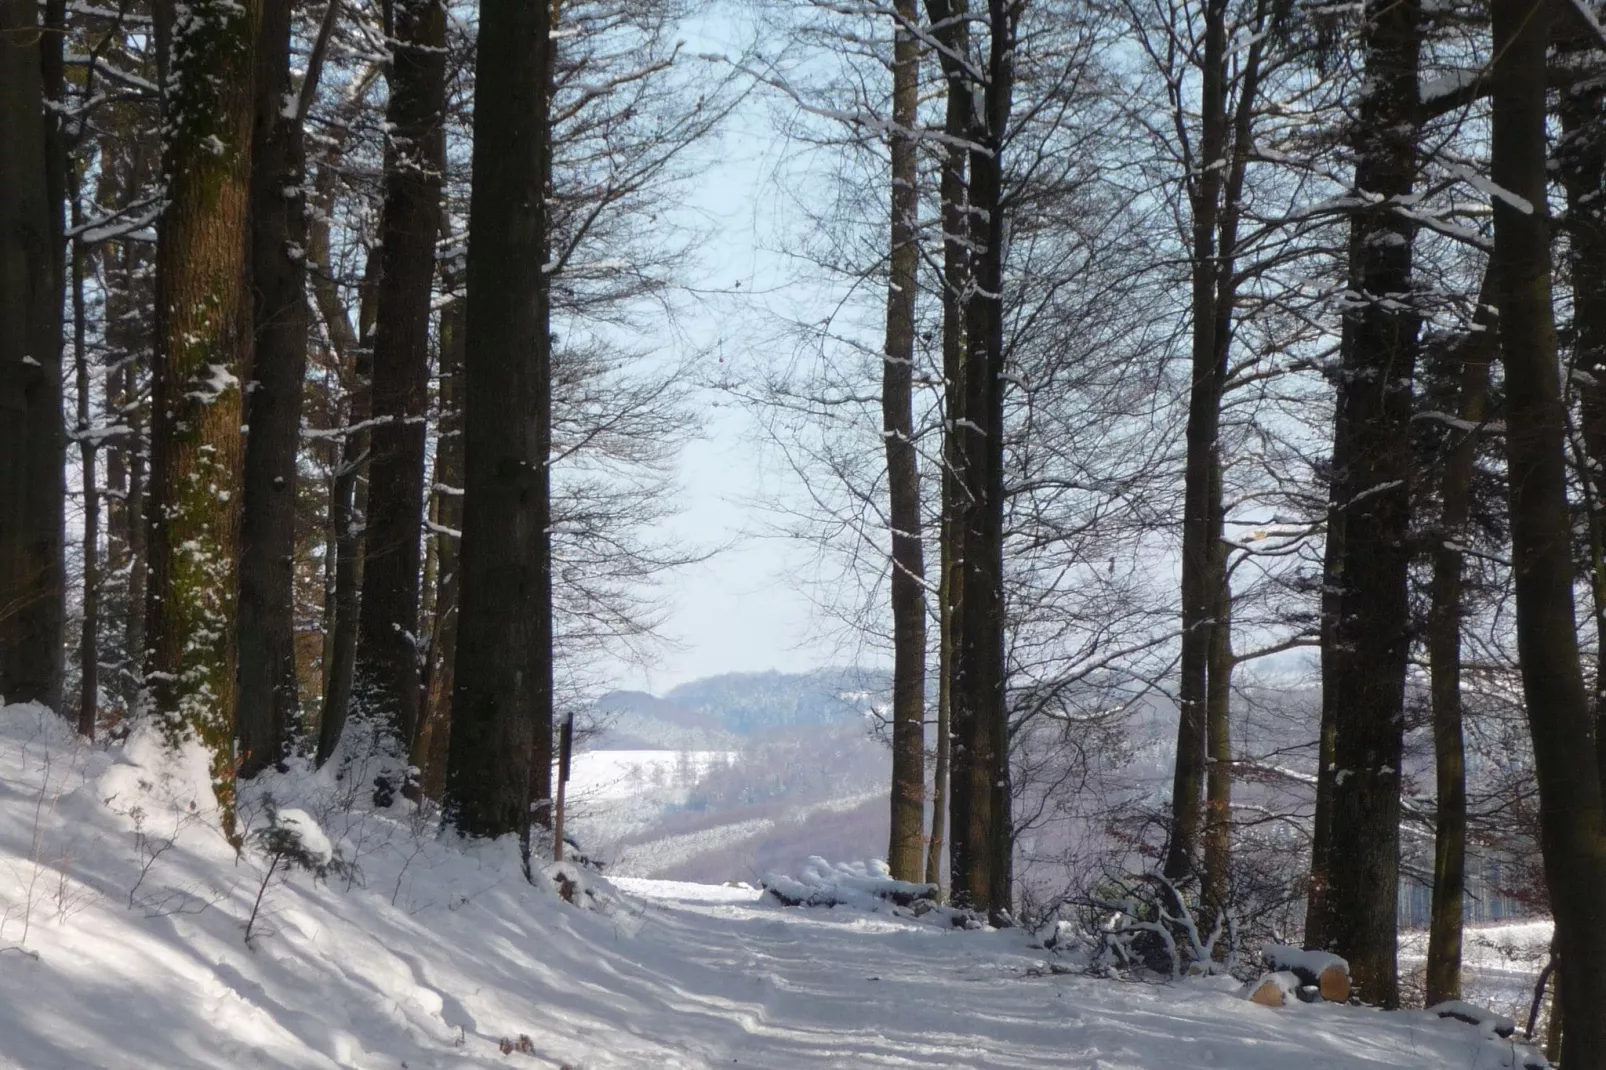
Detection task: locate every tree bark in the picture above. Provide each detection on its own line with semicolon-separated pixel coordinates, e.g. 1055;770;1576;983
0;0;66;713
1318;0;1420;1009
122;361;147;710
70;176;98;738
414;291;463;801
1202;470;1231;916
99;135;154;713
927;549;950;891
926;39;969;894
1165;0;1273;888
1306;408;1347;950
1556;20;1606;794
310;150;378;763
315;294;374;764
145;0;260;835
352;0;446;751
97;129;155;712
1423;267;1493;1007
1490;0;1606;1058
883;0;928;884
918;0;963;899
239;0;317;776
1167;0;1229;883
948;0;1017;919
446;0;553;845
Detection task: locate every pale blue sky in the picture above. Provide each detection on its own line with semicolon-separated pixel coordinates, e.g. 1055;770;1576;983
602;5;872;692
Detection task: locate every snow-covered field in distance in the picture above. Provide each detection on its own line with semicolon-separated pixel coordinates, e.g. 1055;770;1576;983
1399;920;1553;1029
567;672;899;884
568;749;736;801
564;748;738;858
0;700;1551;1068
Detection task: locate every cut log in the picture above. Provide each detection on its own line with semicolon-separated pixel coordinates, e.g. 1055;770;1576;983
1261;944;1352;1003
1247;971;1301;1008
1319;963;1351;1003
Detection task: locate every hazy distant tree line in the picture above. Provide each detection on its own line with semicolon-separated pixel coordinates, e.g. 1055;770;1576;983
6;0;1606;1060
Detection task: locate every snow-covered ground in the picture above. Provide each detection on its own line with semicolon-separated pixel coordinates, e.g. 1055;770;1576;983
0;703;1549;1069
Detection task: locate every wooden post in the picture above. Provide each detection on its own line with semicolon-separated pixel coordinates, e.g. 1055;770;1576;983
553;712;573;862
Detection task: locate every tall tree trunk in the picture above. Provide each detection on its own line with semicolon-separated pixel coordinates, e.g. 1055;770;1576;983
117;102;152;722
1557;20;1606;794
922;0;970;907
948;0;1017;919
310;158;377;764
0;0;66;712
122;363;147;710
926;54;969;894
883;0;927;883
927;546;950;891
1318;0;1420;1009
1306;412;1346;949
1490;0;1606;1058
351;0;446;752
145;0;260;834
70;176;98;738
414;292;463;801
316;324;373;764
99;131;155;713
1423;267;1494;1006
1167;0;1229;882
239;0;318;777
1166;0;1274;888
1202;472;1232;916
446;0;553;845
104;362;128;580
104;362;129;697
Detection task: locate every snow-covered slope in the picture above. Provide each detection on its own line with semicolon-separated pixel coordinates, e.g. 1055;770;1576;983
0;703;1546;1069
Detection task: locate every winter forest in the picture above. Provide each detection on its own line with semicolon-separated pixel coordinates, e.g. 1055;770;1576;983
2;0;1606;1064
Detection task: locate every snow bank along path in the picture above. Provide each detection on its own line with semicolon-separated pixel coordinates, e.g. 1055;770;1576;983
0;704;1540;1069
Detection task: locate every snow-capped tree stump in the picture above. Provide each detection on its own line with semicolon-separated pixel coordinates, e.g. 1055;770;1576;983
1261;945;1351;1003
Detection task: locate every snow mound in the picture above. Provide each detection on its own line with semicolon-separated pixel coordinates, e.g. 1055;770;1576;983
1430;999;1518;1038
541;859;639;920
1261;944;1348;979
763;856;938;909
265;808;335;866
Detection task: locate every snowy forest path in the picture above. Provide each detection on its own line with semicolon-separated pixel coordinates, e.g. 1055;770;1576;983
0;705;1545;1070
604;879;1527;1069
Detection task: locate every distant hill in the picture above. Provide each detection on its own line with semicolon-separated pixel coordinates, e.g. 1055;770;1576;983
664;667;890;735
591;667;891;748
590;689;738;750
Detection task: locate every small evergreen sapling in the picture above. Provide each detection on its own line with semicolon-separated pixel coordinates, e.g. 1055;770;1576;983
244;801;353;942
